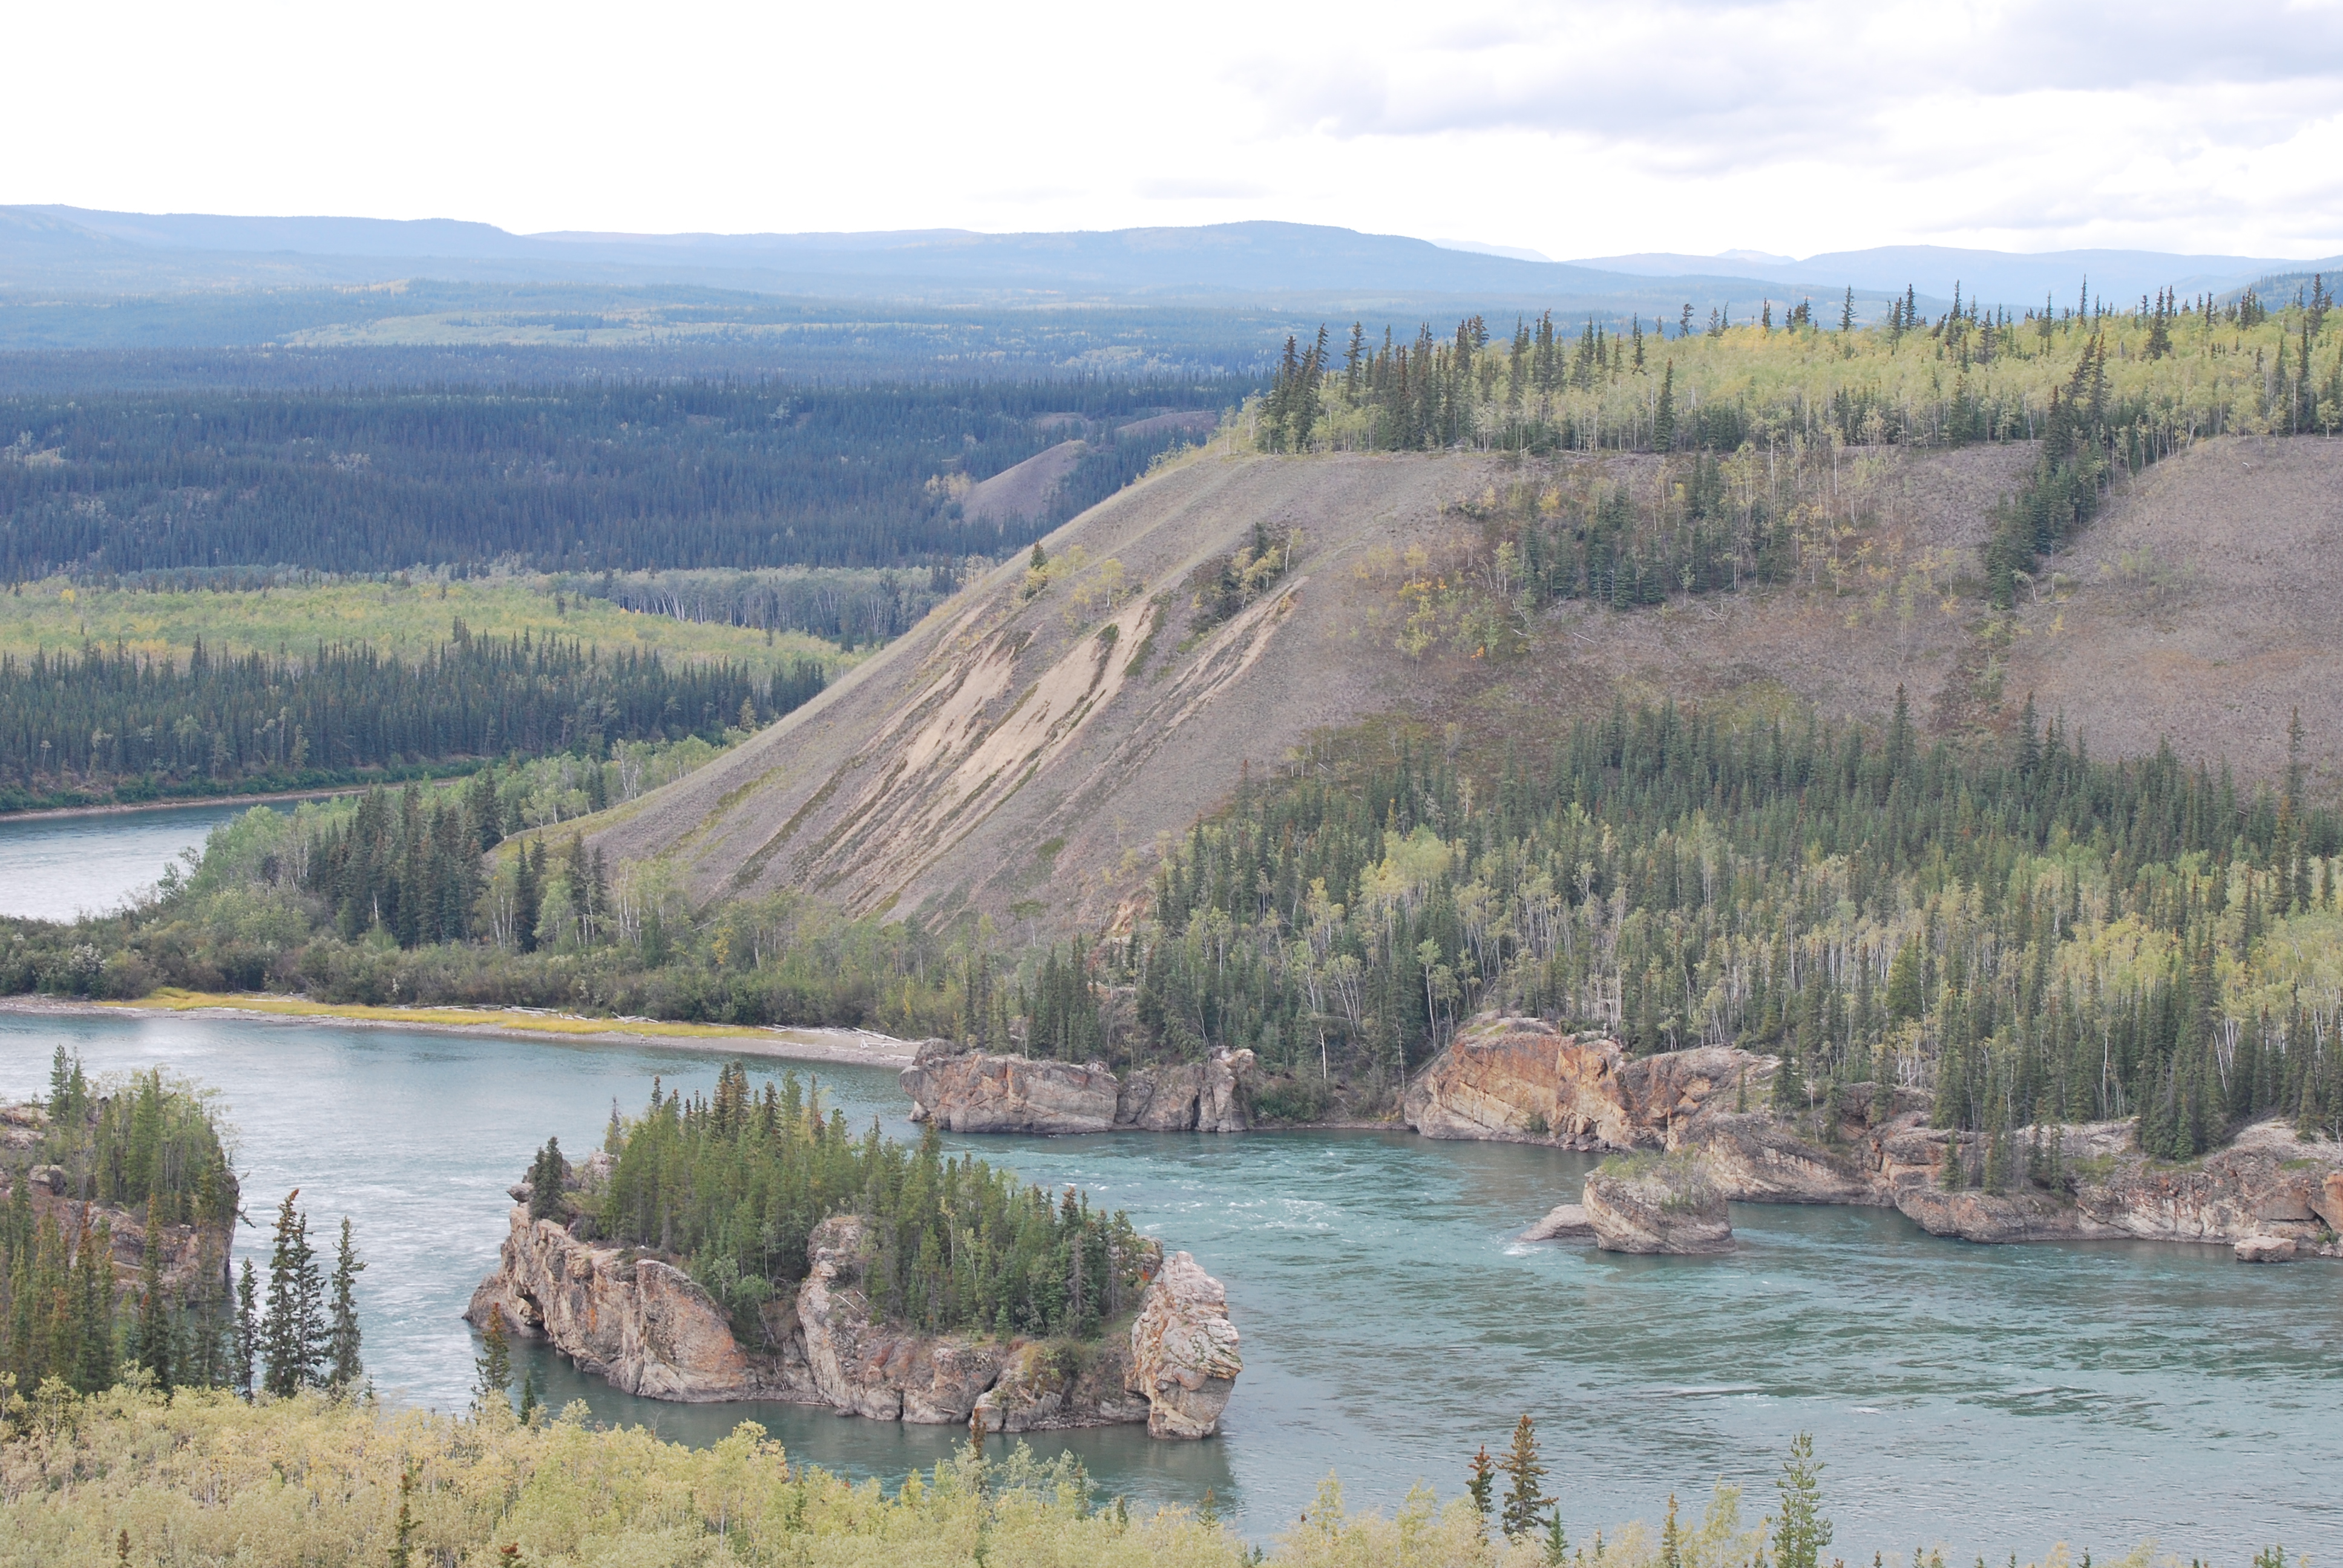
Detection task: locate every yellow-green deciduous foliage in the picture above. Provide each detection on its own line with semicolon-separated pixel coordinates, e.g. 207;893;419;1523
0;1385;2168;1568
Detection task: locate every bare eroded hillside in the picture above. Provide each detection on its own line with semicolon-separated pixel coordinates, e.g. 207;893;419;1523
586;436;2343;935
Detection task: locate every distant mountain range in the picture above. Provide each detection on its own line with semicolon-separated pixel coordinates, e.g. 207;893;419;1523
8;206;2327;305
1;206;2332;359
1567;246;2330;310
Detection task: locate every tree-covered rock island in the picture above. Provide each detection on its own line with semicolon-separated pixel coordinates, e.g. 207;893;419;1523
467;1063;1240;1437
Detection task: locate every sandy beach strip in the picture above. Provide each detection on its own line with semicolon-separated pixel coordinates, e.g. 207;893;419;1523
0;991;921;1067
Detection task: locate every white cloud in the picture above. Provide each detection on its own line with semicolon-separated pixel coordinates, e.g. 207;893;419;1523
4;0;2340;258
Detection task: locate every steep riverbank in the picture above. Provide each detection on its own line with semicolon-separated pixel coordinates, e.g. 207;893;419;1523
466;1153;1242;1437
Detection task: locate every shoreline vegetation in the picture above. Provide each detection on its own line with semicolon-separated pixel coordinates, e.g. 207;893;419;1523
0;1387;2252;1568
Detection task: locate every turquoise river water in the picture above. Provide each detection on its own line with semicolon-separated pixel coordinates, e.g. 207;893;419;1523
0;801;278;921
1;1008;2336;1560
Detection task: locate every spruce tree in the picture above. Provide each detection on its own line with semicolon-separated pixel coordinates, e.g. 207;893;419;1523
474;1312;514;1414
1466;1445;1496;1540
260;1190;324;1397
1499;1413;1555;1539
467;763;502;849
328;1217;365;1393
133;1199;173;1393
234;1258;258;1397
528;1138;567;1223
1984;1117;2011;1192
72;1217;117;1393
388;1463;419;1568
1772;1432;1833;1568
1772;1050;1803;1117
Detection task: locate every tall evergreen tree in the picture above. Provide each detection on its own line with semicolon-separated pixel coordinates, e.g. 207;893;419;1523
234;1258;258;1398
1466;1445;1496;1540
527;1138;567;1223
1499;1413;1555;1539
474;1312;514;1416
1773;1432;1834;1568
133;1199;173;1394
260;1190;324;1397
327;1217;365;1393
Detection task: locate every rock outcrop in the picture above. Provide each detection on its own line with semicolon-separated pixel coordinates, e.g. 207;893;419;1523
467;1210;808;1401
1124;1250;1243;1438
796;1215;1020;1422
1403;1014;1767;1149
1647;1096;2343;1259
1679;1112;1894;1206
1116;1053;1254;1132
900;1044;1255;1135
468;1165;1238;1433
973;1340;1150;1434
1581;1155;1734;1254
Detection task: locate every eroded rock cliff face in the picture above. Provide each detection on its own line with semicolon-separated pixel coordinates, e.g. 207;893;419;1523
1125;1250;1243;1438
468;1168;1241;1433
1402;1014;1768;1148
1440;1031;2343;1259
900;1044;1256;1135
467;1209;807;1402
1867;1119;2343;1256
1524;1094;2343;1261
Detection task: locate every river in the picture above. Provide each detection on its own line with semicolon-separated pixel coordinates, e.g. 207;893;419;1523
1;1008;2334;1560
0;801;271;920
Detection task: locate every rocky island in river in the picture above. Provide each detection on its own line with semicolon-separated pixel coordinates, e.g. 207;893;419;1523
468;1067;1241;1437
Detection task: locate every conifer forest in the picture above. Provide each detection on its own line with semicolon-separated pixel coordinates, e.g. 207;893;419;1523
591;1064;1150;1342
1102;697;2343;1161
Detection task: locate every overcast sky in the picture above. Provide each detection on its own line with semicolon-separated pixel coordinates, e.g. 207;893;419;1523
13;0;2343;260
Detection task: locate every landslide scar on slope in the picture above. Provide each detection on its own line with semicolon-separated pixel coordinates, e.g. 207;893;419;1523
799;599;1155;907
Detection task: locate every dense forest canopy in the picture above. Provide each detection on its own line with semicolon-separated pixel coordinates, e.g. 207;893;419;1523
0;629;822;812
547;565;957;649
593;1063;1150;1342
0;379;1243;579
0;291;1311;379
1052;698;2343;1161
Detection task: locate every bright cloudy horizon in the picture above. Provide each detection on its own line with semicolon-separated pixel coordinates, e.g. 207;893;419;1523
12;0;2343;262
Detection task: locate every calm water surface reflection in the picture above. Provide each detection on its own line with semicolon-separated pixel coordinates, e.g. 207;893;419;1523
2;1010;2336;1559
